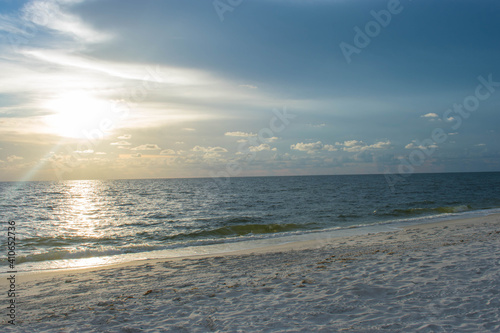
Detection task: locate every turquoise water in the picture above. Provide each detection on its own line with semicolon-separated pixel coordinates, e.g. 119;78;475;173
1;172;499;271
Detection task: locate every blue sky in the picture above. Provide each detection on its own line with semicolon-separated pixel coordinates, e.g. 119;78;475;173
0;0;499;181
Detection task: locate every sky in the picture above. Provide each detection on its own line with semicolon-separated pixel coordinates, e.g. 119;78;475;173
0;0;499;181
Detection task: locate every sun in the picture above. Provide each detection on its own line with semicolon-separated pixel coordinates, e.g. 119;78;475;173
44;92;116;139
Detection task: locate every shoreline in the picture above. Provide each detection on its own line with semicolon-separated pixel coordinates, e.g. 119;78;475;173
11;208;500;275
2;213;500;331
7;212;500;282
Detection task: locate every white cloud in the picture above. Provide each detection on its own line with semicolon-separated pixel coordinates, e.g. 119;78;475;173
421;113;439;118
291;141;324;153
110;141;131;146
73;149;94;154
370;140;391;149
192;146;228;153
118;134;132;140
249;144;277;152
0;14;28;35
323;144;338;152
343;146;364;152
405;140;438;150
131;144;162;151
342;140;362;147
239;84;257;89
337;140;391;152
290;140;383;154
475;143;486;147
160;149;177;155
22;0;113;43
225;131;257;137
7;155;23;162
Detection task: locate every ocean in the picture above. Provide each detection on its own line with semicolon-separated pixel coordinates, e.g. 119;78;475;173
1;172;500;272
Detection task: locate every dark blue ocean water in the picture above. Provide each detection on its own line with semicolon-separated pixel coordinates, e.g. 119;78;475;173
1;172;499;271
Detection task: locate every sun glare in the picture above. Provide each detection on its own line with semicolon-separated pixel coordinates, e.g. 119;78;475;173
44;92;115;139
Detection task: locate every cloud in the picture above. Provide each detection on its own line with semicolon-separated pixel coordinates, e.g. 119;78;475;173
405;140;438;150
7;155;23;162
225;131;257;137
0;13;28;35
337;140;391;152
266;137;279;142
160;149;177;155
249;144;277;152
353;150;374;163
421;113;439;118
73;149;94;154
239;84;258;89
291;141;324;153
110;141;131;146
369;141;392;149
117;134;132;140
22;0;113;43
131;144;162;151
342;140;362;147
182;128;196;131
421;113;441;122
192;146;228;153
323;144;338;152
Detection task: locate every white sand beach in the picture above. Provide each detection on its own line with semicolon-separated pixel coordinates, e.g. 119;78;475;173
3;214;500;332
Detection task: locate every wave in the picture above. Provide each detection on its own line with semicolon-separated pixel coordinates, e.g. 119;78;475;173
167;223;305;239
6;245;162;264
337;214;361;219
144;212;176;219
224;216;262;224
1;223;307;265
388;205;472;217
21;235;118;247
